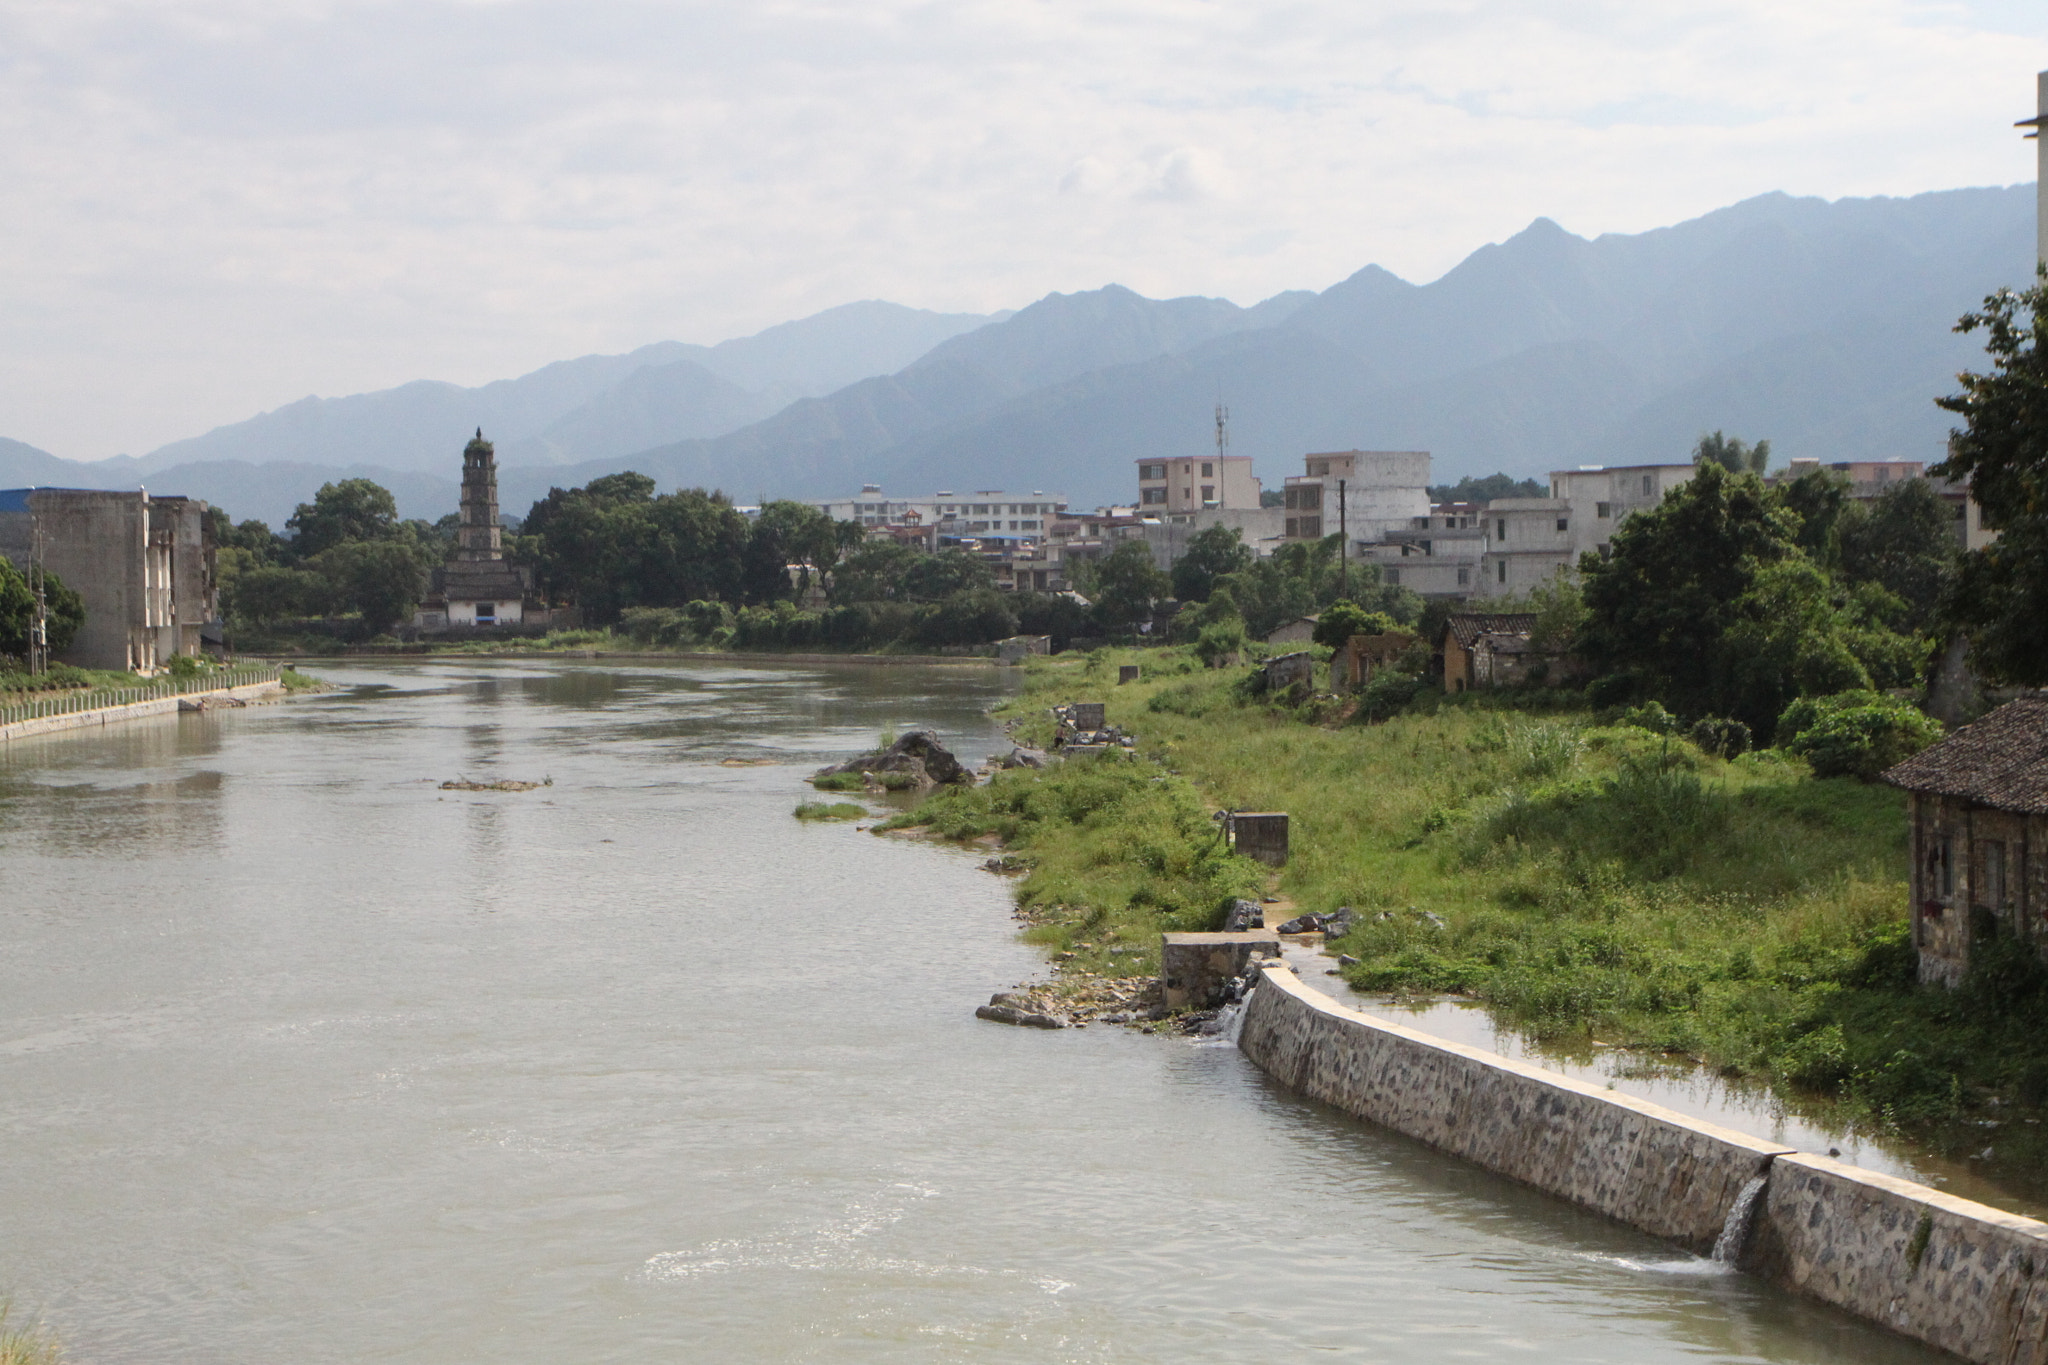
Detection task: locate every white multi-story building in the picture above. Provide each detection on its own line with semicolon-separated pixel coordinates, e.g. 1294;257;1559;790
1479;498;1577;593
1281;451;1431;544
812;486;1070;539
1366;502;1486;596
1547;464;1698;563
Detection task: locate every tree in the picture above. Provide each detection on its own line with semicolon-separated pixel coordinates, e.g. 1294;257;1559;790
828;541;922;604
741;500;845;604
1775;466;1851;559
285;479;400;557
228;565;328;625
1578;461;1802;726
913;589;1019;646
1426;473;1548;503
311;540;430;635
1934;272;2048;683
0;557;84;659
1693;430;1771;476
1832;479;1956;634
899;548;996;602
1312;601;1397;649
1170;524;1253;602
1084;539;1170;632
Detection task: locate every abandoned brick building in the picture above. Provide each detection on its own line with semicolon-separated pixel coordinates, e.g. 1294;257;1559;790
1884;699;2048;987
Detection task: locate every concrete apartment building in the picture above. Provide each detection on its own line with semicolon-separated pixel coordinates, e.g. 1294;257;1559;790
1135;455;1261;519
812;487;1070;540
0;488;218;672
1281;451;1431;544
1367;502;1486;596
1547;463;1698;563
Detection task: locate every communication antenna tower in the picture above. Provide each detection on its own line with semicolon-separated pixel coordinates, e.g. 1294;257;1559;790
1214;399;1229;460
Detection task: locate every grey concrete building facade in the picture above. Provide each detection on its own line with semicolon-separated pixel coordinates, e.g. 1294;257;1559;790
0;488;218;672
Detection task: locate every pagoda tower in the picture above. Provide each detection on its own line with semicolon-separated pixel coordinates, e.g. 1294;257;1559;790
456;428;504;561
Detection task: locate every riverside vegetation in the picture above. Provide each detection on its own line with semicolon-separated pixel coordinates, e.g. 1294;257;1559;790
890;644;2048;1191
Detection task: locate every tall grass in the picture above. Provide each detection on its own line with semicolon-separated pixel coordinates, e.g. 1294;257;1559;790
972;648;2048;1170
0;1303;62;1365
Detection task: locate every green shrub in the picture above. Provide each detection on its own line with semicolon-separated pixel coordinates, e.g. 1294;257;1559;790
1194;619;1247;667
794;801;865;821
1618;699;1679;734
1688;715;1752;758
810;772;866;792
1313;602;1398;649
1778;693;1943;780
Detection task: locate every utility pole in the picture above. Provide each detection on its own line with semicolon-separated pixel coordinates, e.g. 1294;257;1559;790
2022;74;2048;266
26;507;48;676
1337;478;1348;600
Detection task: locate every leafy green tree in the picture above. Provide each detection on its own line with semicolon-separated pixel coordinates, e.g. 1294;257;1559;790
828;541;922;604
741;500;846;604
1693;430;1771;476
228;565;329;626
1933;272;2048;682
311;540;431;635
522;475;751;621
285;478;401;557
1775;466;1851;559
0;557;84;658
1777;691;1944;779
1082;538;1170;632
1831;479;1956;633
1578;461;1801;726
913;589;1018;646
1312;602;1398;649
1169;524;1253;602
899;548;996;602
1426;473;1548;502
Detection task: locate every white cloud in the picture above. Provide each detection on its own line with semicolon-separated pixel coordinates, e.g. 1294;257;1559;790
0;0;2043;457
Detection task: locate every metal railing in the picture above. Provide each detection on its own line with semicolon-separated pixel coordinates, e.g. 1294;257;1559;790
0;664;285;729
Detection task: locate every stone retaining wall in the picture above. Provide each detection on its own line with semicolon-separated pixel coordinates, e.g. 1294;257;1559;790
0;681;284;744
1747;1154;2048;1364
1237;960;2048;1362
1237;959;1789;1252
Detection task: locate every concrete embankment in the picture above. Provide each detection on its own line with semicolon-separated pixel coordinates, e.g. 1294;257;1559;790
0;679;285;744
1238;959;2048;1363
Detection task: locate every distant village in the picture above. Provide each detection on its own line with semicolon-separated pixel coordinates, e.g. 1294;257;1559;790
0;425;1998;681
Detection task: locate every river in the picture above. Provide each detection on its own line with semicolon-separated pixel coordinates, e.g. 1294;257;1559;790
0;658;1946;1363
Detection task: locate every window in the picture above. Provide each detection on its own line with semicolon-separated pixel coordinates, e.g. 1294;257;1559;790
1201;485;1214;503
1384;568;1400;585
476;602;496;623
1201;462;1213;478
1300;516;1322;538
1641;474;1653;496
1933;835;1954;900
1498;560;1507;584
1299;485;1321;510
1596;502;1612;519
972;504;989;514
1456;567;1469;586
1141;488;1167;505
1284;517;1298;538
1139;464;1166;481
1556;518;1569;532
1982;840;2008;909
1496;519;1507;540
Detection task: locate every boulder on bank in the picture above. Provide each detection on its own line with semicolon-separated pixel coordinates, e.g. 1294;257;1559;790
813;730;971;789
1223;898;1265;932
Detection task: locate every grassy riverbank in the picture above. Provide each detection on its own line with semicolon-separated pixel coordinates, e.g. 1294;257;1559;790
0;1303;61;1365
896;645;2048;1180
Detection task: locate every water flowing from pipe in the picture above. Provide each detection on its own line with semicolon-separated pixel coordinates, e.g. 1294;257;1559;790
1712;1175;1768;1263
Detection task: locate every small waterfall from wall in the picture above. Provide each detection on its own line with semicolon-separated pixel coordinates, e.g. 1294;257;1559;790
1711;1175;1769;1263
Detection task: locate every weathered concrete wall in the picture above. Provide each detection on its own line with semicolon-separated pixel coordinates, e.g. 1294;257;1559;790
1161;931;1279;1009
1238;961;1788;1252
1748;1154;2048;1365
0;680;282;744
1238;959;2048;1363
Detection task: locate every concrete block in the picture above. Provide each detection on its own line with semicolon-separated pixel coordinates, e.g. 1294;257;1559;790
1118;665;1141;685
1070;702;1105;729
1233;812;1289;866
1160;931;1280;1009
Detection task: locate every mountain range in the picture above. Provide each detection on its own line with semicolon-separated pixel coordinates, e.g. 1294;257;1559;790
0;184;2033;527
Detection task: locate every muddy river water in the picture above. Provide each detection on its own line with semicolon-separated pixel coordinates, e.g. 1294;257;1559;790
0;659;1952;1362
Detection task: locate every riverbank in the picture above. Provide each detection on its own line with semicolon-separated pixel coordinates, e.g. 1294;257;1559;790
888;644;2048;1204
256;644;1004;667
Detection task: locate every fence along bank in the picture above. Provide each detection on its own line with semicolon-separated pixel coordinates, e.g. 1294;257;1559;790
1238;959;2048;1365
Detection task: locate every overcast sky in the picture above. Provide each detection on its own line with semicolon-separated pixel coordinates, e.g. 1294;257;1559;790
3;0;2046;460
